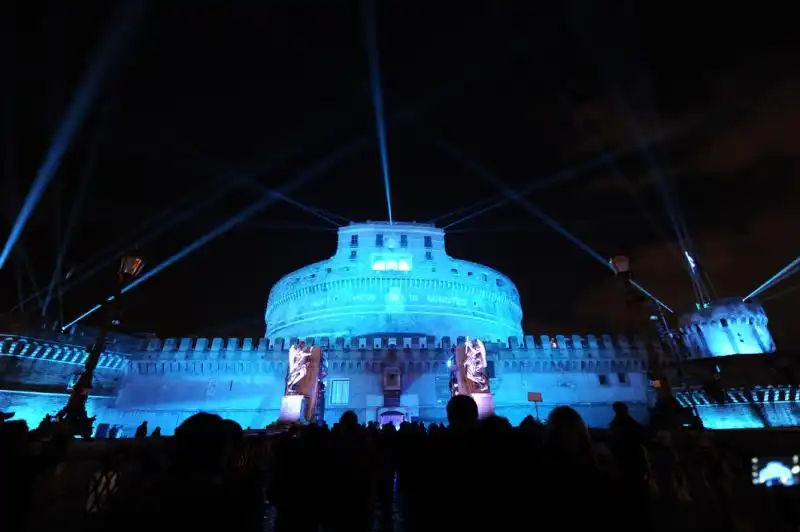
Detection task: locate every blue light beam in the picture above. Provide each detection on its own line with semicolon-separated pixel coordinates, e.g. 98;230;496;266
0;0;148;270
362;0;394;224
62;138;371;330
176;146;345;228
434;135;610;266
42;102;111;317
744;255;800;301
430;110;702;231
434;134;674;313
44;78;453;317
21;131;325;314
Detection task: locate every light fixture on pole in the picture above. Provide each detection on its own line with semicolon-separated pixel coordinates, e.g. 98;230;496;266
56;252;146;438
610;254;686;422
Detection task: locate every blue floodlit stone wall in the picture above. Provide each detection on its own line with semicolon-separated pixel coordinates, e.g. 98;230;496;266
97;332;658;435
1;330;794;435
0;333;129;430
0;223;785;435
680;298;776;357
675;389;800;430
265;222;523;341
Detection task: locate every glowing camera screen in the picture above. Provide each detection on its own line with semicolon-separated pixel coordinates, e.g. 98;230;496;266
751;455;800;487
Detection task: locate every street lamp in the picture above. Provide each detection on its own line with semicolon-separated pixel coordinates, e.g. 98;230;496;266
610;255;687;423
56;253;145;438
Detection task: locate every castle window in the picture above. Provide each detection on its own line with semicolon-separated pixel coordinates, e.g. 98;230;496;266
467;271;473;277
482;273;488;282
424;236;432;248
550;339;558;348
376;234;384;247
598;374;609;386
398;259;411;271
329;379;350;405
720;318;728;327
450;268;458;275
349;250;357;259
372;260;386;271
617;372;629;384
425;251;433;260
400;234;408;248
326;268;332;273
350;235;359;247
496;278;505;287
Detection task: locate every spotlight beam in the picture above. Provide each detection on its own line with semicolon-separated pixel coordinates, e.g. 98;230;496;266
428;114;697;230
17;156;277;314
0;0;147;270
744;255;800;301
176;147;346;228
762;281;800;304
434;134;674;314
246;185;343;227
62;137;372;330
362;0;394;223
42;102;111;317
17;104;369;314
36;78;456;317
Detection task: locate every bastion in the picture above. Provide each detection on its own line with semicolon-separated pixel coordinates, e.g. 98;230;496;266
0;222;787;434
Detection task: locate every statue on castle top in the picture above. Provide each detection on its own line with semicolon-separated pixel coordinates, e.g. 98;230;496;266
463;337;489;394
286;343;313;394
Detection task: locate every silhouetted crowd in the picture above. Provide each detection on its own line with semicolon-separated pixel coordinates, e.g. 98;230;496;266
1;398;797;532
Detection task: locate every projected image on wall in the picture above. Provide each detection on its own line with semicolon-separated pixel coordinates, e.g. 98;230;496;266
372;254;412;271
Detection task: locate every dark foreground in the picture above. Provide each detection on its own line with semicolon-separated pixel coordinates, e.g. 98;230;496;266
3;409;800;532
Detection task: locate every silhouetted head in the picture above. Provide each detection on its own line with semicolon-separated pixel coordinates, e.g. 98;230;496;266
546;406;596;467
480;415;512;434
174;412;231;474
446;395;478;430
612;401;629;416
223;419;244;444
339;410;359;429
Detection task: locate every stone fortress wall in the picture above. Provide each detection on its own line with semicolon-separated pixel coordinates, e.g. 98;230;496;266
3;324;791;435
680;298;776;357
1;223;783;435
101;331;664;435
0;331;132;430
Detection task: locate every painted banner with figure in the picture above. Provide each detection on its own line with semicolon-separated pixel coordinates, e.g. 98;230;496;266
285;343;322;420
455;337;490;395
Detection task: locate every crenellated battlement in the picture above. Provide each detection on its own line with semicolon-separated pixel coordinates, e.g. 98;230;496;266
136;332;667;364
0;334;129;370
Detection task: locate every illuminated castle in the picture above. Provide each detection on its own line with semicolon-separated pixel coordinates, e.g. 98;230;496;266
0;222;789;435
265;222;523;342
679;298;776;357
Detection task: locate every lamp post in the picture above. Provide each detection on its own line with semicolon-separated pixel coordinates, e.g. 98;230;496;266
56;254;145;438
609;256;683;420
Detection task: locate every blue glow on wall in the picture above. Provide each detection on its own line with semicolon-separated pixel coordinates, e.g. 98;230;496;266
265;222;523;341
0;390;112;431
680;298;776;358
694;402;800;429
4;222;790;436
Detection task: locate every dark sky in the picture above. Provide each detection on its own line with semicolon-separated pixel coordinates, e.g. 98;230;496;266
3;2;799;347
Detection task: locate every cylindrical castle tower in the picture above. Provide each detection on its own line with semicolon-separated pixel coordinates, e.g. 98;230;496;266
679;298;776;357
265;222;523;341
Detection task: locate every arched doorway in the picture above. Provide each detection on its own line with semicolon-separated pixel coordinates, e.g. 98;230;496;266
379;410;405;427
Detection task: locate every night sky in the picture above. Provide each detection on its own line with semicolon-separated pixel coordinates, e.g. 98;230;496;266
3;2;799;347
